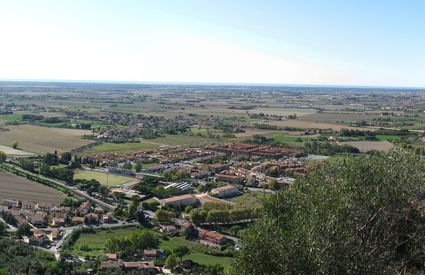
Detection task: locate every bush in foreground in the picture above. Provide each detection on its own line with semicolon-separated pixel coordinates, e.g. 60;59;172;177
231;150;425;274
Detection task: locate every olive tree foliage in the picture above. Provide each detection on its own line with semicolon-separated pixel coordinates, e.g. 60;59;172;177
231;150;425;274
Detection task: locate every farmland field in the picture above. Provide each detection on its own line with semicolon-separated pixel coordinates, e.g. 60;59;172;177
0;125;93;154
267;119;372;131
74;170;135;186
0;114;22;122
0;144;34;156
82;134;221;155
339;140;394;152
300;112;379;124
0;172;65;204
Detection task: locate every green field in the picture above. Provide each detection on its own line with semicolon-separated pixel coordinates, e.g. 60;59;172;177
64;227;140;257
82;134;222;154
0;114;22;122
65;227;233;267
159;236;233;268
229;191;271;208
74;170;135;186
268;133;309;145
375;135;397;142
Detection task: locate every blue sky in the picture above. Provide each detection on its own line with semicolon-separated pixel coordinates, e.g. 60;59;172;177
0;0;424;87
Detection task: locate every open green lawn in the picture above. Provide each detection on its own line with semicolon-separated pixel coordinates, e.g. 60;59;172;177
229;192;271;208
0;114;22;121
74;170;135;186
269;133;307;144
185;251;233;267
65;227;233;268
64;227;140;257
159;236;233;268
375;135;398;142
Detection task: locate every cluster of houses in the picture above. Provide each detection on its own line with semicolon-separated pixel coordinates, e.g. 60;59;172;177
82;142;309;193
207;143;305;159
99;223;229;272
23;228;62;247
100;253;161;273
83;146;221;168
0;198;115;230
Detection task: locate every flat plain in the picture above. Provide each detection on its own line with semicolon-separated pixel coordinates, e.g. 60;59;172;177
0;125;93;154
339;140;394;152
0;144;35;156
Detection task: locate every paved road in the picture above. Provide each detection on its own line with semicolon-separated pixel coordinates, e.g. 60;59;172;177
0;216;17;232
4;163;116;211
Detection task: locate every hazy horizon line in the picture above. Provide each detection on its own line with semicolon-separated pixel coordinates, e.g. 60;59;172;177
0;78;424;90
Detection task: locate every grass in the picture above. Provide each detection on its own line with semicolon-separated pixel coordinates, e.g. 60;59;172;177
74;170;135;186
268;133;309;145
64;227;140;257
229;192;271;208
375;135;398;142
0;114;22;122
159;236;233;268
65;227;234;268
184;252;233;267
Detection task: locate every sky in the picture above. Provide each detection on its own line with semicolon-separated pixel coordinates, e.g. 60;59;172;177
0;0;424;87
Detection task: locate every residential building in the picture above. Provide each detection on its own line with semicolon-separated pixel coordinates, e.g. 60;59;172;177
211;185;240;198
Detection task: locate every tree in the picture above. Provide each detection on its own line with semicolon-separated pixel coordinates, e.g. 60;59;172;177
182;224;198;239
122;162;132;170
173;245;189;260
43;153;58;165
268;179;280;190
165;254;178;270
136;209;147;225
135;161;142;172
16;223;32;238
19;159;34;172
127;203;137;221
0;151;6;163
155;209;175;223
232;150;425;274
0;222;5;237
11;141;18;149
60;152;72;163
